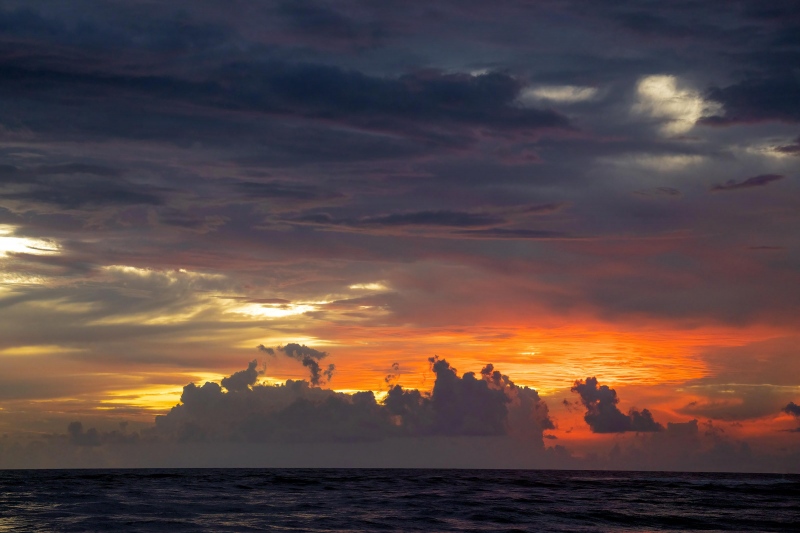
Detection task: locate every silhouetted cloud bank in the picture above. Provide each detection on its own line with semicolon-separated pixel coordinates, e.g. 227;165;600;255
571;377;663;433
154;354;552;447
1;354;798;471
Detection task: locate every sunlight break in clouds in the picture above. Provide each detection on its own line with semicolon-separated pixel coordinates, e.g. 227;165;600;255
0;0;798;474
349;282;389;290
232;302;324;319
0;225;62;285
634;75;721;135
518;85;598;105
0;225;60;257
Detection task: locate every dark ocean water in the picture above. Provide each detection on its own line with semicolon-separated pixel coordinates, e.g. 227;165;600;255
0;469;798;532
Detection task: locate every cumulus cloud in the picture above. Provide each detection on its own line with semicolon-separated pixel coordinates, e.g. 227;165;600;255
571;377;663;433
220;359;262;392
590;418;786;472
256;343;334;386
277;343;334;386
384;362;401;387
634;75;721;135
784;402;800;417
67;421;101;447
1;361;796;471
152;356;553;447
257;344;276;356
428;357;509;436
66;421;140;448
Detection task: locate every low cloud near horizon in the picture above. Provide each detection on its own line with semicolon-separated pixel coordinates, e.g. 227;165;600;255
0;1;798;473
2;351;797;472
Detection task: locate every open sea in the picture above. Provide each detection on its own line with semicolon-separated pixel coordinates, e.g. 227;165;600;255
0;469;798;532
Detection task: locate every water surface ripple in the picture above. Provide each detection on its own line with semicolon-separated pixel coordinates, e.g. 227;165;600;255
1;469;798;532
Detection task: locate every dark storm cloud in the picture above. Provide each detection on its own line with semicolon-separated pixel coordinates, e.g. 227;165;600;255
384;362;401;386
710;174;785;192
428;357;510;436
592;418;792;473
255;343;333;386
67;421;101;447
275;343;334;386
279;343;328;360
0;55;569;151
220;359;262;392
571;377;663;433
783;402;800;417
257;344;276;356
703;76;800;125
195;63;571;152
66;421;140;447
153;356;552;445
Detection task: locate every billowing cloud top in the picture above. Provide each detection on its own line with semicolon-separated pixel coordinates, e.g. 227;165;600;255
152;355;553;447
0;0;798;471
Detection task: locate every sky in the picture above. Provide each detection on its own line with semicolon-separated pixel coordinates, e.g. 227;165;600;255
0;0;798;471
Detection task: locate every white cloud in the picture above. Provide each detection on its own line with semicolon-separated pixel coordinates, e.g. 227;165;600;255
349;282;388;290
0;225;60;257
518;85;599;106
634;75;721;135
230;302;324;319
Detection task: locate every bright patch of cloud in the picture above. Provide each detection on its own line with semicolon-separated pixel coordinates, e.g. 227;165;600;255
349;282;388;290
739;140;800;160
602;153;704;171
0;225;60;257
101;265;224;283
231;302;324;319
518;85;598;105
0;345;85;356
634;75;721;135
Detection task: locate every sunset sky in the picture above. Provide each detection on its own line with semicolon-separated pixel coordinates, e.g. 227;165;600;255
0;0;798;470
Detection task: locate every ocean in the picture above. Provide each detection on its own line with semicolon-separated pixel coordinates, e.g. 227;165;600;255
0;469;798;532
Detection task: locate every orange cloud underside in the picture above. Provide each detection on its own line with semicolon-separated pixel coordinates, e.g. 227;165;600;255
313;321;783;393
1;315;790;441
